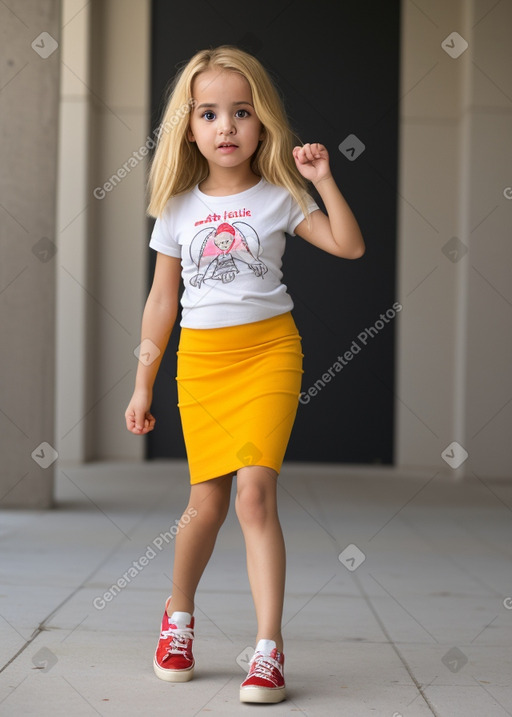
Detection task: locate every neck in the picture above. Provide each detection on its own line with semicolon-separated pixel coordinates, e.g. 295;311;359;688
199;164;261;196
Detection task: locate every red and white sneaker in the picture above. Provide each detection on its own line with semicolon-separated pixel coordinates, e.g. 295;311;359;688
240;639;286;703
153;596;195;682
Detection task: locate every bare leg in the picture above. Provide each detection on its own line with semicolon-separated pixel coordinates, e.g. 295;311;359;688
166;472;233;616
235;466;285;653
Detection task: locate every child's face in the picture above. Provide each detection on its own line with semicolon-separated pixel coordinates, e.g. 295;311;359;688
187;69;264;173
214;231;234;251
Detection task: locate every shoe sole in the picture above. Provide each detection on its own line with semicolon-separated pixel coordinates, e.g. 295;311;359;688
240;686;286;703
153;657;195;682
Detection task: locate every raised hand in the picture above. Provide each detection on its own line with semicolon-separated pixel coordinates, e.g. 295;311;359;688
292;143;332;185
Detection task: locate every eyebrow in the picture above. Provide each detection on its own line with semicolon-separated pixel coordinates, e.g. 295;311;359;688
196;101;254;109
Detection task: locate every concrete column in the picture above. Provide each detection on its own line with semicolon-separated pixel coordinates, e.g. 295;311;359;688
56;0;151;464
462;0;512;479
395;0;512;479
55;0;92;463
395;0;464;475
0;0;61;508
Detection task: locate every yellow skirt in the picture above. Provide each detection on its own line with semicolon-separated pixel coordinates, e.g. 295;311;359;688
176;311;303;484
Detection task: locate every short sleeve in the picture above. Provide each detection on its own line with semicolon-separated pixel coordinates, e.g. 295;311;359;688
148;208;181;258
286;193;320;236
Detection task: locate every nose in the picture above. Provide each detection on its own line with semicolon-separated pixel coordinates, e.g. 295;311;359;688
217;113;235;135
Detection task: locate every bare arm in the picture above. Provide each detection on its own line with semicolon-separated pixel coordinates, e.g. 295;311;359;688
125;253;182;435
292;143;365;259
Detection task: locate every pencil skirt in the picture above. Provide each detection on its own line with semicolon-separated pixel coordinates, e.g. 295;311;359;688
176;311;303;485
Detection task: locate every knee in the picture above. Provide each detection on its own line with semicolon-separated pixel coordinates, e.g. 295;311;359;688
186;474;232;530
235;483;275;527
185;490;230;531
188;498;229;531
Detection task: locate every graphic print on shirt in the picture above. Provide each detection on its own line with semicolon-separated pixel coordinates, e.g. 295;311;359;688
189;222;268;288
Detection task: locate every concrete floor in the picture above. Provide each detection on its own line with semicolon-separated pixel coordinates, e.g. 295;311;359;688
1;460;511;716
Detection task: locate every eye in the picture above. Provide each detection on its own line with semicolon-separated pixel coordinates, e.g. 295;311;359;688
235;109;250;118
202;110;216;121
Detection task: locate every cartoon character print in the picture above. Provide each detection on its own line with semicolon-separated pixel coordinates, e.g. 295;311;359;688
189;222;268;288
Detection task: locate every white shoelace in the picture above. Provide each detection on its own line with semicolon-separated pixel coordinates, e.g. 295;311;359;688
249;652;283;684
160;627;194;656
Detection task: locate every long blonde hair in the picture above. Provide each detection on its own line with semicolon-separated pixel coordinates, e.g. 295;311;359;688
147;45;312;224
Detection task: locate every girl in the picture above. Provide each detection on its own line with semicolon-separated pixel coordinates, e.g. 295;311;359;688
125;45;365;704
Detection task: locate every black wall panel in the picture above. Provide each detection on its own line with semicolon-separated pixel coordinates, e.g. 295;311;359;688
146;0;401;465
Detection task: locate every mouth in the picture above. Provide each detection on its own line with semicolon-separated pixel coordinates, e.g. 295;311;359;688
217;143;238;148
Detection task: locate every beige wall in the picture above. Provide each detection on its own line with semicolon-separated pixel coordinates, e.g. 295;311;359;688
52;0;512;479
463;1;512;479
395;0;512;479
56;0;150;463
0;0;61;507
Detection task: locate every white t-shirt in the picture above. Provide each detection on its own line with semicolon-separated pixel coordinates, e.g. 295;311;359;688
149;177;319;328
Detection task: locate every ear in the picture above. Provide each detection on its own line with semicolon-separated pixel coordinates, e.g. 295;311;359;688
187;127;195;142
259;126;266;142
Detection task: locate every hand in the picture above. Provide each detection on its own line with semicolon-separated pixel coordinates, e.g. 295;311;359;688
249;262;267;278
190;273;204;288
292;143;332;185
125;388;156;435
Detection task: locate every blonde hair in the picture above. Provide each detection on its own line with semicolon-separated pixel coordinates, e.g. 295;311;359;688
147;45;312;223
